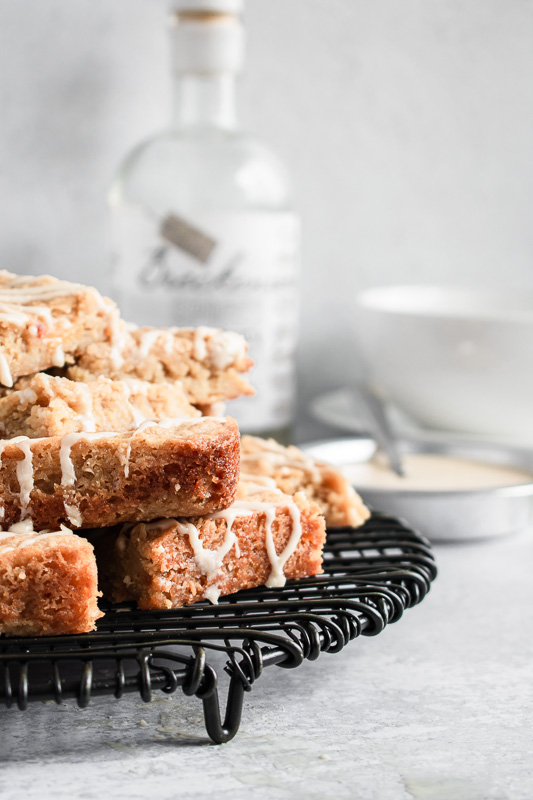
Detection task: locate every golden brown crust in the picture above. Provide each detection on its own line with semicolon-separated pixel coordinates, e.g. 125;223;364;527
0;373;199;438
0;532;102;636
94;490;326;609
0;417;240;530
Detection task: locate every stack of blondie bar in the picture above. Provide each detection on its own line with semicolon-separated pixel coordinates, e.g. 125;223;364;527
0;271;368;636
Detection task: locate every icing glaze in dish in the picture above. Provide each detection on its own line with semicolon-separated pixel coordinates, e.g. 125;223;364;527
343;452;533;492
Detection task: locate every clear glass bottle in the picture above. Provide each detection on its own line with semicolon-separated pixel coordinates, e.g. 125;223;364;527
108;1;299;441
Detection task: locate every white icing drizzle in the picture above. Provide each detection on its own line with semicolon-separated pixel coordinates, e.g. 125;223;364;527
36;372;55;399
204;585;221;605
0;525;74;553
213;498;304;588
0;436;35;520
128;419;159;437
0;275;91;332
64;503;83;528
137;489;304;594
0;353;13;388
3;273;43;286
139;519;175;535
156;494;303;594
0;303;29;326
58;431;110;528
60;433;85;487
162;330;176;355
129;416;223;437
0;431;87;524
192;327;210;361
140;508;249;600
15;438;34;520
265;502;303;588
260;506;279;582
59;431;111;486
7;519;35;534
0;277;87;305
21;305;53;325
121;382;150;428
51;344;65;367
123;443;132;478
108;315;127;369
206;330;246;370
137;329;166;359
18;387;38;405
109;347;123;370
175;518;242;577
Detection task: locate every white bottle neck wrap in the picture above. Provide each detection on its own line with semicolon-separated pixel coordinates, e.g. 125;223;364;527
170;12;245;76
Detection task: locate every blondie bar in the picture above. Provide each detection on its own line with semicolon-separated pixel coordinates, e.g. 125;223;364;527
0;417;240;530
0;373;199;438
240;435;370;528
0;271;122;388
66;324;254;406
94;485;326;609
0;525;102;636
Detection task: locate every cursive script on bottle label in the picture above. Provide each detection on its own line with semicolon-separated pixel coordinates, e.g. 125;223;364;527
111;207;300;432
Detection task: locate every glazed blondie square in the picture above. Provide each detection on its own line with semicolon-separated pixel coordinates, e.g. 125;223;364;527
0;271;121;388
240;435;370;528
0;417;240;530
0;528;102;636
66;324;254;407
94;485;326;610
0;373;199;438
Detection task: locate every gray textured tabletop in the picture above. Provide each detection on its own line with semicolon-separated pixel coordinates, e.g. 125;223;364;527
0;527;531;800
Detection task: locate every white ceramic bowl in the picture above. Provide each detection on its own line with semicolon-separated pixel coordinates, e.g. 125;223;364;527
354;286;533;439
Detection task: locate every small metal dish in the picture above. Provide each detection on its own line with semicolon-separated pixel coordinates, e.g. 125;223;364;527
301;437;533;542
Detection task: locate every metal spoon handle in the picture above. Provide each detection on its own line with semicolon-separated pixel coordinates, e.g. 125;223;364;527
355;385;405;477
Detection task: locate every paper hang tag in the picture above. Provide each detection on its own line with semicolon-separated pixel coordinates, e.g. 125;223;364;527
160;214;217;264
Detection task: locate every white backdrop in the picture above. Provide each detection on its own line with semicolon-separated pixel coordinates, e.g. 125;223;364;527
0;0;532;407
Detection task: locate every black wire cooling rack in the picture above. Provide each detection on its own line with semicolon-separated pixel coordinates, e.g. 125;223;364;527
0;513;436;743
